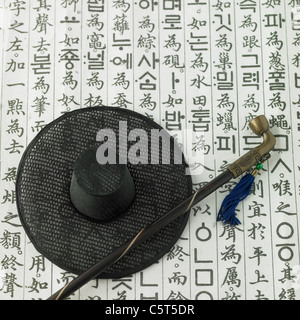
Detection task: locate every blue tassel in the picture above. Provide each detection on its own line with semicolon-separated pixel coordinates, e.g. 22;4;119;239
217;173;256;226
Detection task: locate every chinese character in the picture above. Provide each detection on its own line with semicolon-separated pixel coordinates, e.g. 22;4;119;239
33;13;53;34
222;267;241;287
164;34;181;52
113;13;129;35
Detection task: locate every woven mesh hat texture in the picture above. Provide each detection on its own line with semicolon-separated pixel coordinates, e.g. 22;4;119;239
16;107;192;278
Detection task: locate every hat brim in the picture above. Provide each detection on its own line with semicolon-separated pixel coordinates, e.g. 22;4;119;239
16;106;192;278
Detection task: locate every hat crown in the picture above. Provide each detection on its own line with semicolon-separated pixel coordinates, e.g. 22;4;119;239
70;145;135;221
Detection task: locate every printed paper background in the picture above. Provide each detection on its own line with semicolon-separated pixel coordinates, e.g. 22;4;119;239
0;0;300;300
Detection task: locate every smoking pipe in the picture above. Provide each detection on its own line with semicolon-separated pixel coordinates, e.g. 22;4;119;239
228;115;276;178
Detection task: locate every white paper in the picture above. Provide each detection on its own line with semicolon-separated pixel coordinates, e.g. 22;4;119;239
1;0;300;300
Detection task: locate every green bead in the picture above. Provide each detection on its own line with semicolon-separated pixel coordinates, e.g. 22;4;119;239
256;163;263;170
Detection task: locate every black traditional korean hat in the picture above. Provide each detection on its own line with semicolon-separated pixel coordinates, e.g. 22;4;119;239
16;106;192;278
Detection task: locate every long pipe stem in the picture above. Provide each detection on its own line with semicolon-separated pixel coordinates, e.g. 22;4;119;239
48;170;233;300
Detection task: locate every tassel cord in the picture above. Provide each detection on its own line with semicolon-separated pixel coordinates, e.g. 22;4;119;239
217;163;263;226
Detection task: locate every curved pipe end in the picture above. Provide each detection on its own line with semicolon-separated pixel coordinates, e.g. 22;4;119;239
228;115;276;178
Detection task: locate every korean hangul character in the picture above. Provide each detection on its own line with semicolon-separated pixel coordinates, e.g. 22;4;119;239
187;0;207;6
216;135;236;154
60;16;80;23
239;0;257;12
31;54;51;74
242;71;260;90
292;11;300;30
138;71;157;90
295;73;300;88
111;53;133;69
268;71;285;91
297;111;300;131
241;54;260;89
171;72;181;93
112;33;131;50
188;32;208;51
216;71;234;90
163;110;185;131
88;0;105;12
138;0;158;11
263;13;284;28
163;14;182;30
59;49;80;70
190;109;210;132
85;51;105;70
214;14;232;32
138;52;159;70
163;0;182;11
